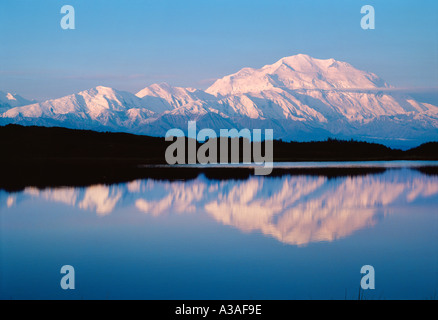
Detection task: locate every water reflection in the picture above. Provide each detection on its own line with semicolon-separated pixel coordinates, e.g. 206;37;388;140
2;168;438;246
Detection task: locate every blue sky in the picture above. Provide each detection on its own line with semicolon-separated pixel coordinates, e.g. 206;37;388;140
0;0;437;100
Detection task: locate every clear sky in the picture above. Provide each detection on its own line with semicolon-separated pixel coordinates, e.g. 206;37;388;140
0;0;437;101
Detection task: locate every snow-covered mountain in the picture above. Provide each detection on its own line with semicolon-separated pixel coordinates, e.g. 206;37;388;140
0;91;35;112
136;82;216;113
206;54;390;96
1;86;155;130
1;54;438;148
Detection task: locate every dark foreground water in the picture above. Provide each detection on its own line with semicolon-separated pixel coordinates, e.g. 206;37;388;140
1;162;437;299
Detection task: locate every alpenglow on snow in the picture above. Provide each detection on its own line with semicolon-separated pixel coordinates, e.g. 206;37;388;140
1;54;437;148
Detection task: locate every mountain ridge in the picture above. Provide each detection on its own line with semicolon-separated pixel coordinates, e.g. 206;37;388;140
1;54;437;148
0;91;36;112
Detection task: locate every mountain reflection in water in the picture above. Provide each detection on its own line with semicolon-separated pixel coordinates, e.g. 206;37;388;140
2;168;437;246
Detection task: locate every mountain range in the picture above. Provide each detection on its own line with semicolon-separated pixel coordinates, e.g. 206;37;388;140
1;54;437;148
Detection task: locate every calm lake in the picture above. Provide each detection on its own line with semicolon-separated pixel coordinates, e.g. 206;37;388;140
1;162;437;299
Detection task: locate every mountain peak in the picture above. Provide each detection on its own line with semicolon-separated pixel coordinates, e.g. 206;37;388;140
206;54;389;96
0;91;36;109
276;54;340;69
95;85;113;91
5;93;17;101
136;83;182;98
278;53;313;63
83;86;119;96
